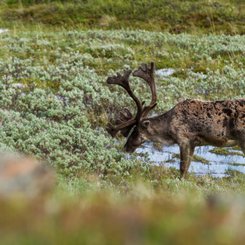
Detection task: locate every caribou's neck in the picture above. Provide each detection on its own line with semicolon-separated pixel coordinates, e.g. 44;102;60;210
147;112;174;145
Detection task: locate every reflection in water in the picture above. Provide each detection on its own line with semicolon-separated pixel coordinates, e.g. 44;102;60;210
136;143;245;177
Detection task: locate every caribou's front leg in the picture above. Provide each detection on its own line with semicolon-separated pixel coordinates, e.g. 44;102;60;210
179;141;195;179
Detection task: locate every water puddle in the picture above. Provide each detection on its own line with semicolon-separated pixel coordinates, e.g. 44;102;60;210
136;143;245;177
156;68;175;77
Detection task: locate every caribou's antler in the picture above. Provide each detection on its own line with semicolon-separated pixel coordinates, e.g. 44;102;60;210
106;70;143;136
107;108;134;137
133;62;157;118
107;62;157;137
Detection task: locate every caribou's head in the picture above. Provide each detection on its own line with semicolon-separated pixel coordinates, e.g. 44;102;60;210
124;119;157;152
106;62;157;153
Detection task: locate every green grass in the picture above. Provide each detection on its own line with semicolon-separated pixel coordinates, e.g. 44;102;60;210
0;0;245;34
211;147;244;156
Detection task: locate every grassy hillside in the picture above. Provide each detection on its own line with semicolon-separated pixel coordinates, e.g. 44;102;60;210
0;0;245;34
0;29;244;178
0;30;244;175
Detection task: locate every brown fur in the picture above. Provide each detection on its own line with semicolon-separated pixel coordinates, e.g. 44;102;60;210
124;99;245;178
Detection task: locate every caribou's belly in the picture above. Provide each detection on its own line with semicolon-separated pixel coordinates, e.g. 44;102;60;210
199;136;238;147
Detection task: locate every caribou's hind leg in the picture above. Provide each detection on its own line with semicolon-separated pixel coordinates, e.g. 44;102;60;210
234;131;245;155
238;139;245;155
179;141;195;179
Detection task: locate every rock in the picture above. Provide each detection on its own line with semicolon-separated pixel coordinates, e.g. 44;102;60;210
0;152;55;198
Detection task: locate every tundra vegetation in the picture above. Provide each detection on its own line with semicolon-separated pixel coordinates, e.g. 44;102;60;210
0;0;245;244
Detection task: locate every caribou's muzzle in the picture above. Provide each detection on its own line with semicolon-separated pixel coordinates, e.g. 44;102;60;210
124;144;137;153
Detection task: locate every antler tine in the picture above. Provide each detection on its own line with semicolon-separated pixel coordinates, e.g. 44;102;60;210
106;120;134;137
107;69;132;89
132;62;157;117
106;69;143;137
106;108;135;137
133;62;155;84
107;70;141;109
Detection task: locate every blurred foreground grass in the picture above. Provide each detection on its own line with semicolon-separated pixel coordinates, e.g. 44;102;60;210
0;151;245;244
1;177;245;245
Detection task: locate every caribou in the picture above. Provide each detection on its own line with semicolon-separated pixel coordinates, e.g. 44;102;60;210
106;62;245;178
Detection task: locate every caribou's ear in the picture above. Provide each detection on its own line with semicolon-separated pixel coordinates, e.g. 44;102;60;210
142;120;151;129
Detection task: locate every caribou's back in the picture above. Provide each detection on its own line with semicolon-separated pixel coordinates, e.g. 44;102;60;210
169;99;245;147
